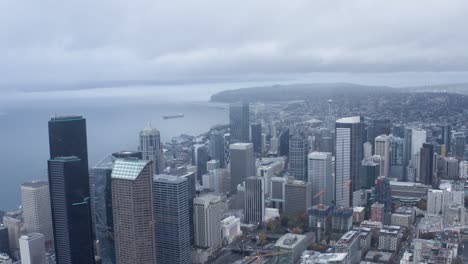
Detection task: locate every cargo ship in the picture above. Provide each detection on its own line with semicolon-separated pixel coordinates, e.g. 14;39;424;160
163;113;184;119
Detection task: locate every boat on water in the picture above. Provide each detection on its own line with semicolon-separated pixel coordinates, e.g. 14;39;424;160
163;113;184;119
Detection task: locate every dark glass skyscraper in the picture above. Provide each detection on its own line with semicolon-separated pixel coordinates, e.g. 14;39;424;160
209;131;225;168
229;102;250;143
48;116;95;264
153;175;191;264
419;143;434;186
251;123;262;154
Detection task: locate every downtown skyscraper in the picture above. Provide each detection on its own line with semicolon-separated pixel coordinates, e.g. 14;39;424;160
139;125;164;174
153;174;191;264
289;133;309;181
229;143;256;194
47;115;95;264
229;102;250;143
111;158;155;264
335;116;364;208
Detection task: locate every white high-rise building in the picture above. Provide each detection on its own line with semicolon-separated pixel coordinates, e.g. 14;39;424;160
335;116;364;208
375;135;392;177
411;129;426;156
363;142;372;158
19;233;46;264
193;194;225;254
308;152;333;206
139;125;164;174
21;181;53;244
427;188;464;215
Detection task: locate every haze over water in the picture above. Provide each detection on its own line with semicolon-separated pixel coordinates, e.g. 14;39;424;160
2;71;468;211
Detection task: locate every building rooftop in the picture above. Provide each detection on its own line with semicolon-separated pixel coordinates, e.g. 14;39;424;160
154;174;186;184
21;180;48;188
49;156;80;162
111;158;151;180
364;250;392;262
274;233;307;249
336;116;361;124
335;230;359;246
229;143;253;150
313;253;348;263
49;115;83;122
19;233;44;241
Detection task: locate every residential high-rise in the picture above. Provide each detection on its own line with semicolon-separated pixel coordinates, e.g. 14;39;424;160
193;194;225;254
289;134;309;181
374;135;391;177
229;102;250;143
453;132;466;160
390;136;404;179
308;152;333;206
284;180;312;216
229;143;255;194
111;159;155;264
21;181;53;244
411;129;426;157
223;133;231;166
47;115;95;264
139;126;164;174
251;123;263;154
419;143;434;186
244;177;265;224
334;230;361;264
19;233;45;264
192;144;210;181
442;125;451;154
153;175;191;264
278;128;290;157
402;128;412;181
209;131;225;168
335;116;364;208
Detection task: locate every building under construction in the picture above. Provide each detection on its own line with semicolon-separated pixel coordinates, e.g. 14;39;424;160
331;208;353;235
308;205;332;243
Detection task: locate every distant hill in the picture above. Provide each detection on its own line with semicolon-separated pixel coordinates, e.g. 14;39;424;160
210;82;468;103
210;83;396;103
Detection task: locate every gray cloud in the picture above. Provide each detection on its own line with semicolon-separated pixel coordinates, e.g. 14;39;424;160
1;0;468;88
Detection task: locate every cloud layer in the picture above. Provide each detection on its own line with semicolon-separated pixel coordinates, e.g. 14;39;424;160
1;0;468;86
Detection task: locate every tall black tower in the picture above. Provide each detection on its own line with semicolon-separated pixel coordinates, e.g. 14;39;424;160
48;115;95;264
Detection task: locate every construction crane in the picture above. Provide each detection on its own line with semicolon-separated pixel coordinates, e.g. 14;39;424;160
313;190;325;205
246;250;290;264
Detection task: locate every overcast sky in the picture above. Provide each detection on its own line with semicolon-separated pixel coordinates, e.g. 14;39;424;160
1;0;468;90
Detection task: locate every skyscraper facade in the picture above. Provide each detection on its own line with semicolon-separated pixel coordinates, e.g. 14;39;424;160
289;134;309;181
442;125;451;154
278;128;290;157
20;181;53;244
419;143;434;186
390;137;404;179
251;123;263;154
229;102;250;143
19;233;45;264
284;180;312;216
335;116;364;208
111;159;155;264
375;134;391;177
411;129;426;157
229;143;255;194
209;131;225;168
193;194;225;254
192;144;210;181
48;157;95;264
47;115;95;264
139;126;164;174
308;152;333;206
244;177;265;224
153;174;191;264
402;128;412;181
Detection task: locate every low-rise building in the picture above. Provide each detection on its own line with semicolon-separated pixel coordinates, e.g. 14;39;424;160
378;226;401;252
221;216;242;245
307;253;348;264
363;250;393;263
390;213;411;228
274;233;312;264
334;230;361;264
353;207;365;224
